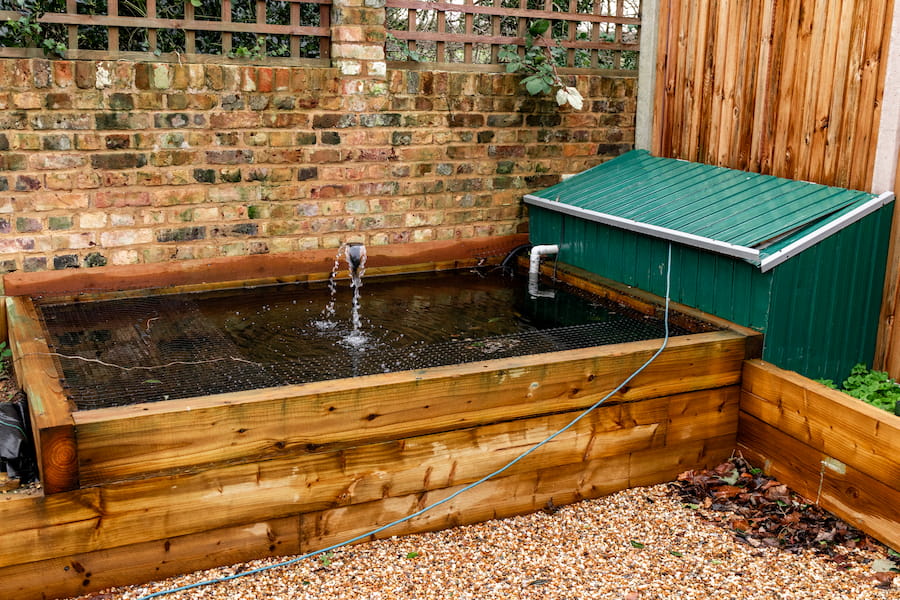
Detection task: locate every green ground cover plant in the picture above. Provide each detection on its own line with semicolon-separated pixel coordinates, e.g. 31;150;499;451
817;363;900;416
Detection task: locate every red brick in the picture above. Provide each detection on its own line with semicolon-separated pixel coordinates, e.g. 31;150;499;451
52;61;74;88
94;190;151;208
257;67;273;93
274;68;291;91
209;112;261;129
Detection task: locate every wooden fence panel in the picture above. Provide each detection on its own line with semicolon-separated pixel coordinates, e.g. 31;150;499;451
652;0;895;191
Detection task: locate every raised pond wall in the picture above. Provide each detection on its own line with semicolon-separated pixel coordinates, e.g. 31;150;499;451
0;259;759;600
0;56;635;285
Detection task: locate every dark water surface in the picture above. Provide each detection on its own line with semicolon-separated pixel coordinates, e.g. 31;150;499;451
38;268;694;409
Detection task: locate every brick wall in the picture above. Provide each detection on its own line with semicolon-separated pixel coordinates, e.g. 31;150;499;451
0;55;636;275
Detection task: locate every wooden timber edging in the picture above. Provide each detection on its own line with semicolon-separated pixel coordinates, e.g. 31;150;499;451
72;329;750;487
5;296;78;494
0;387;743;600
0;259;760;599
738;359;900;551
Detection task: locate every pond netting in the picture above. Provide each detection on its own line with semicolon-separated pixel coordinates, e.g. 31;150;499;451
35;269;713;410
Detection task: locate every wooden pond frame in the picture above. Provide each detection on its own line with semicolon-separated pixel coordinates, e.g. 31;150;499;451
0;237;763;599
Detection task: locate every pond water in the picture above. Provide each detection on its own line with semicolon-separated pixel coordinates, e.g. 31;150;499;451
37;268;697;410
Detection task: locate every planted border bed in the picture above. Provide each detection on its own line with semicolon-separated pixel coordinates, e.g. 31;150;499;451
738;359;900;551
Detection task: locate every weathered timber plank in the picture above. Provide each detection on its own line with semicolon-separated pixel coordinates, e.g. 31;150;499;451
298;434;737;552
849;0;891;190
665;385;739;445
73;331;748;484
0;487;100;534
741;360;900;485
748;0;774;172
685;0;710;160
0;388;738;567
6;297;78;493
650;0;673;155
738;412;900;551
29;258;481;305
0;516;300;600
805;0;842;183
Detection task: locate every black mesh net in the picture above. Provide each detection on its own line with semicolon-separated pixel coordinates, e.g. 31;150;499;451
35;270;712;411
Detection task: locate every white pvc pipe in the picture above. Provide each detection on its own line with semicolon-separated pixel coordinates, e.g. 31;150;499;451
529;244;559;275
528;244;559;298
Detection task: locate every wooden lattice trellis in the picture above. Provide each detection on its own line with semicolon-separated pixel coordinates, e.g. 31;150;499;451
0;0;330;63
386;0;640;70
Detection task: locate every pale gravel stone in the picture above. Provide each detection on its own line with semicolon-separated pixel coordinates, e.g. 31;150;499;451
74;484;898;600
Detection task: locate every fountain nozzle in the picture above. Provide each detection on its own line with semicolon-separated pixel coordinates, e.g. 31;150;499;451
345;243;367;278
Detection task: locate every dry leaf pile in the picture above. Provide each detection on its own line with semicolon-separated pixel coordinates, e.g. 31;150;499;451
670;456;898;587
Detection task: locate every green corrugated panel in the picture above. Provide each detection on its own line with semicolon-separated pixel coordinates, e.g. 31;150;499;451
763;207;893;381
527;206;774;332
527;149;876;249
527;200;893;382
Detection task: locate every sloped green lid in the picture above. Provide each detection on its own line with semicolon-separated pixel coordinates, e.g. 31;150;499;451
524;150;893;271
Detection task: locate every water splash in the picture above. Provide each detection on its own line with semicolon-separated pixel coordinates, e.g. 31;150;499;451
314;247;345;331
315;243;369;348
346;244;367;335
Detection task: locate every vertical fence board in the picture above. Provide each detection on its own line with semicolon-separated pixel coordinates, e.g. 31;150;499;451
652;0;676;156
851;0;891;189
653;0;893;191
807;0;842;182
748;0;774;172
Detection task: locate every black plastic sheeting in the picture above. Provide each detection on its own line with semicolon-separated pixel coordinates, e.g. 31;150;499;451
0;393;37;483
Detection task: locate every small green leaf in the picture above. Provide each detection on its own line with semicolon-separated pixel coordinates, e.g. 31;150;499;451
629;540;645;549
405;551;419;559
529;19;550;36
525;77;547;95
669;550;684;557
143;379;162;384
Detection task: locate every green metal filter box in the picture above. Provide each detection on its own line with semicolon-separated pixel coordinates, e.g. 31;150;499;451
526;149;896;381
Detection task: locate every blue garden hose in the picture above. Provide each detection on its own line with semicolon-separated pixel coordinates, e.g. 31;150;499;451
138;244;674;600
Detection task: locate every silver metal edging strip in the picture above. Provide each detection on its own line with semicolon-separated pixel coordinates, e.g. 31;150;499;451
524;194;761;263
758;191;896;273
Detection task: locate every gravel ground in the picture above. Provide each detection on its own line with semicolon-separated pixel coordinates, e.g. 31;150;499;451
73;484;898;600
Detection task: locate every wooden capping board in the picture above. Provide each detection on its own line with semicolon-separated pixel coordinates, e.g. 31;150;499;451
23;258;490;305
0;390;738;593
5;296;78;494
72;330;750;485
2;235;529;297
741;359;900;485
